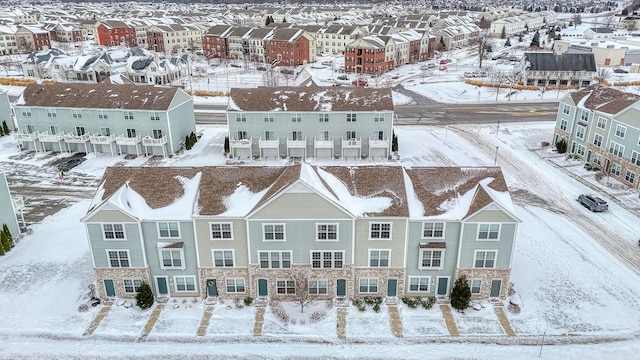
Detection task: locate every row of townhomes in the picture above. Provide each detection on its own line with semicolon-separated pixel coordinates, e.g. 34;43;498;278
13;82;196;157
227;85;394;160
81;164;520;301
553;84;640;189
489;10;558;38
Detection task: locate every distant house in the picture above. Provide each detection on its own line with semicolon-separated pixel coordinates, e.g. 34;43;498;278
126;54;188;85
583;27;614;41
82;164;520;301
227;85;394;160
517;52;597;88
13;83;195;157
93;20;136;47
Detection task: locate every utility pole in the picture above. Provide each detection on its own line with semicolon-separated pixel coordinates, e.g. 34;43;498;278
494;146;499;166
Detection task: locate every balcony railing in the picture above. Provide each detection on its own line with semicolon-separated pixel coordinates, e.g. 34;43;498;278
142;135;168;146
287;137;306;149
258;137;279;149
314;137;333;149
115;134;141;146
341;137;361;149
89;134;116;145
38;132;64;142
12;196;25;212
63;132;90;143
14;132;38;141
230;137;252;148
369;137;389;149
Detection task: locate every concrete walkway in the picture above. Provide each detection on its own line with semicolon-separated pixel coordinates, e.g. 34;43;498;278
137;304;165;342
83;303;112;336
253;307;265;336
336;308;347;339
387;306;403;338
196;305;214;336
494;306;516;336
439;304;459;336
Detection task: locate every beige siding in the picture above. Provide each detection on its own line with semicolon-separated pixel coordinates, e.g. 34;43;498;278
195;218;248;267
85;209;137;223
353;218;406;267
251;193;350;219
465;209;515;223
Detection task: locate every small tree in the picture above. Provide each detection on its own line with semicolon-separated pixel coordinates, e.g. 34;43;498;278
504;37;511;47
472;34;493;69
500;26;506;39
392;131;398;152
1;120;9;136
0;240;4;256
518;33;524;43
189;132;197;148
287;272;319;313
224;136;230;153
0;123;4;136
136;282;154;309
530;31;540;48
1;231;10;253
437;37;447;52
572;14;582;28
450;275;472;311
556;138;568;153
2;224;13;248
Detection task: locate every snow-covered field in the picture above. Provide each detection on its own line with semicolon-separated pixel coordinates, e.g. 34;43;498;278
2;120;640;358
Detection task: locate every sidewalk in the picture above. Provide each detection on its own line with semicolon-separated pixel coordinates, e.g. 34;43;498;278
137;304;165;342
196;305;214;336
83;303;112;336
439;304;459;336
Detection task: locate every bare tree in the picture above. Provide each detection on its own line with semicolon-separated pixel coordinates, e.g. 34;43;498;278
596;67;612;83
286;271;320;314
572;14;582;29
602;14;616;28
503;70;523;101
471;34;493;69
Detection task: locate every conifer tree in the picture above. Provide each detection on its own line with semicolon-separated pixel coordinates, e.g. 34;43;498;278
1;231;10;253
2;121;9;135
450;275;472;311
530;31;541;47
0;241;4;256
500;26;506;39
2;224;13;248
136;282;154;309
505;37;511;47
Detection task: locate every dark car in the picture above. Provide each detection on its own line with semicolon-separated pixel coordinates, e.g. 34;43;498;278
256;66;267;71
337;75;349;80
578;194;608;212
613;68;628;73
57;158;83;172
280;69;294;74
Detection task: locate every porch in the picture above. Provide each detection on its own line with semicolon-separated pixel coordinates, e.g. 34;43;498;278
259;137;280;159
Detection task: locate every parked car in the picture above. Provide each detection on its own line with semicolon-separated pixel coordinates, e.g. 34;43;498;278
420;65;429;70
256;66;267;71
337;75;349;80
473;71;488;77
352;80;368;87
321;61;333;66
57;158;83;172
439;59;447;64
464;71;474;77
578;194;608;212
614;68;628;73
427;63;436;68
230;64;242;68
280;69;294;75
439;66;448;71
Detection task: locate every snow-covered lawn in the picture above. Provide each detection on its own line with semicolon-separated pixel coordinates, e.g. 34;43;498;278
345;303;393;338
206;300;256;337
262;300;337;338
398;303;449;337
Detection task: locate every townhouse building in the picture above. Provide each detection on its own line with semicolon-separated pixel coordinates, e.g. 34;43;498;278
146;24;204;54
13;83;195;157
265;28;315;67
48;23;89;43
516;52;596;88
82;164;520;301
0;172;22;239
201;25;233;59
317;25;364;55
553;39;627;67
0;25;18;55
553;85;640;190
226;26;253;61
344;36;393;75
247;27;273;63
15;25;50;52
227;86;394;160
93;20;137;47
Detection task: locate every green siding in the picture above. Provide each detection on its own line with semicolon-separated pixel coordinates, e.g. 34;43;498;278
465;209;515;223
0;92;10;127
252;192;350;219
167;90;196;153
353;218;406;267
459;222;516;268
0;173;20;237
195;218;248;267
87;223;145;268
84;209;137;223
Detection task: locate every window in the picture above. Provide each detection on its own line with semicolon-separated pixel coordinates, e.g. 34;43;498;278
175;276;196;292
625;170;636;184
49;125;60;135
575;125;586;140
422;222;444;238
226;278;245;293
264;130;276;141
309;280;328;294
107;250;130;267
346;131;357;140
372;131;384;140
124;111;134;120
259;251;292;268
615;124;626;139
21;108;31;117
632;151;640;166
311;251;343;268
277;280;295;294
477;224;500;240
100;127;111;136
318;130;330;141
75;126;86;136
419;249;444;269
609;142;625;157
263;113;274;122
560;119;567;131
72;109;82;118
46;109;56;118
408;277;430;292
123;279;142;293
597;117;607;129
158;222;180;238
576;144;586;157
160;249;183;269
316;224;338;241
370;223;391;239
291;113;301;122
467;279;482;294
126;128;137;138
612;163;621;176
212;250;235;267
210;223;233;240
358;278;378;293
97;110;108;119
291;130;303;141
562;104;571;115
150;112;160;121
474;250;497;268
593;134;603;147
319;113;329;122
263;224;285;241
369;250;390;267
374;113;385;122
593;153;602;165
103;224;125;240
580;110;590;122
347;113;357;122
237;131;248;140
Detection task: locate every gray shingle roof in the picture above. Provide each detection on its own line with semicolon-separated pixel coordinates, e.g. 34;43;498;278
525;52;597;72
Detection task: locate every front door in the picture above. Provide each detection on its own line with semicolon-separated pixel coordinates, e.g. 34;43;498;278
336;279;346;297
104;279;115;297
437;277;449;296
156;277;168;296
490;279;502;298
387;279;397;297
207;279;218;297
258;279;268;296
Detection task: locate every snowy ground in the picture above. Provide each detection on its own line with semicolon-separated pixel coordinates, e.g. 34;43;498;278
2;120;640;358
